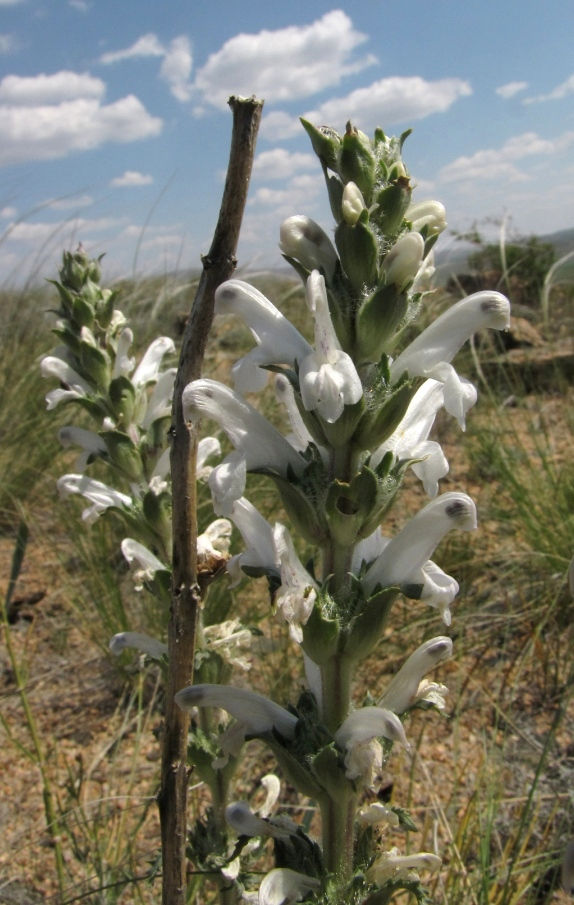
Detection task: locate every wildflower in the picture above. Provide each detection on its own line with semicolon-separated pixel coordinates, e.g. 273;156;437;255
224;496;276;586
407;199;447;236
183;380;305;480
382;232;425;290
379;636;453;714
41;355;90;409
121;538;166;589
371;379;454;497
175;684;298;740
58;426;108;471
203;619;252;671
273;523;318;643
197;436;222;480
258;868;320;905
109;631;167;659
389;290;511;427
367;847;442;884
225;801;293;840
140;369;176;429
279;214;338;280
57;474;133;524
359;803;400;828
214;280;312;394
335;707;408;789
341;181;366;226
131;336;175;386
275;374;318;454
299;271;363;423
112;327;135;378
363;492;476;623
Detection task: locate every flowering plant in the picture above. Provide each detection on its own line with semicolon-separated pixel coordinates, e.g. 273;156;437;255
42;115;510;905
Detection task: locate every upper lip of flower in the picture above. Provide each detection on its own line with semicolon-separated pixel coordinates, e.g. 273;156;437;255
175;684;298;740
182;379;306;478
378;636;453;714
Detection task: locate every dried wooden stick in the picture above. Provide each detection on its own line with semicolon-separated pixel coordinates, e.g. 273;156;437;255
159;95;263;905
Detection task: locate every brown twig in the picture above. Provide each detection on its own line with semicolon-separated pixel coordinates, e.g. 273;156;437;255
158;94;263;905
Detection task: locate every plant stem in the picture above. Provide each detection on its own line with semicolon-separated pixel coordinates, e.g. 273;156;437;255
159;95;263;905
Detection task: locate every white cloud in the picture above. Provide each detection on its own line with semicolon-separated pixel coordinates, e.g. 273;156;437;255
495;81;528;99
111;170;153;187
524;74;574;104
69;0;90;10
46;195;94;210
100;32;193;102
0;95;162;166
191;11;376;112
4;216;124;243
0;71;104;105
159;36;193;102
0;0;24;6
253;148;316;181
99;33;165;64
250;173;321;209
438;131;574;184
261;76;472;140
0;205;16;218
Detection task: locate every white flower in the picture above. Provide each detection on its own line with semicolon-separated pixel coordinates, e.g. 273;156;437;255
363;492;477;623
299;271;362;423
371;379;453;497
41;355;90;409
273;523;317;643
389;291;511;427
224;496;276;587
197;519;232;574
335;707;408;789
215;280;312;394
112;327;135;378
141;368;176;428
175;684;298;740
109;631;167;659
382;232;425;290
258;868;320;905
57;474;133;524
225;801;292;840
379;636;453;714
407;200;447;236
132;336;175;386
197;436;222;480
367;847;442;884
203;619;252;671
183;380;305;479
58;426;108;471
359;803;400;828
279;214;338;280
341;181;366;226
275;374;318;454
121;538;166;589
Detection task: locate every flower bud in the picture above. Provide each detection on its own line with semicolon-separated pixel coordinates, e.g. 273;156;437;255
279;215;338;281
340;123;376;200
341;181;366;226
407;199;447;236
382;232;425;290
372;177;412;237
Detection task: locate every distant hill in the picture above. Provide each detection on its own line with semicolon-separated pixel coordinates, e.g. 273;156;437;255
434;226;574;287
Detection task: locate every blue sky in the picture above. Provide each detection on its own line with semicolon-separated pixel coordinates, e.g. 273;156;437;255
0;0;573;284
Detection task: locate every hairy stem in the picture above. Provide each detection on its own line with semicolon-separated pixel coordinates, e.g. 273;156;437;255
159;95;263;905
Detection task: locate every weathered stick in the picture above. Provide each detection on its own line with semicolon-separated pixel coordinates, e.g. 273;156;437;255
159;95;263;905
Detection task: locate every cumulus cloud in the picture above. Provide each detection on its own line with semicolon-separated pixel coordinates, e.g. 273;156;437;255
253;148;316;181
100;32;193;102
4;217;124;243
159;36;193;102
261;75;472;140
191;10;376;112
111;170;153;187
99;33;165;64
0;90;162;166
47;195;94;210
438;130;574;184
0;205;16;218
495;81;528;99
524;74;574;104
0;71;104;105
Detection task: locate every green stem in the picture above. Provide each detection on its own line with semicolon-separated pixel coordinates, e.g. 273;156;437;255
320;792;357;878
